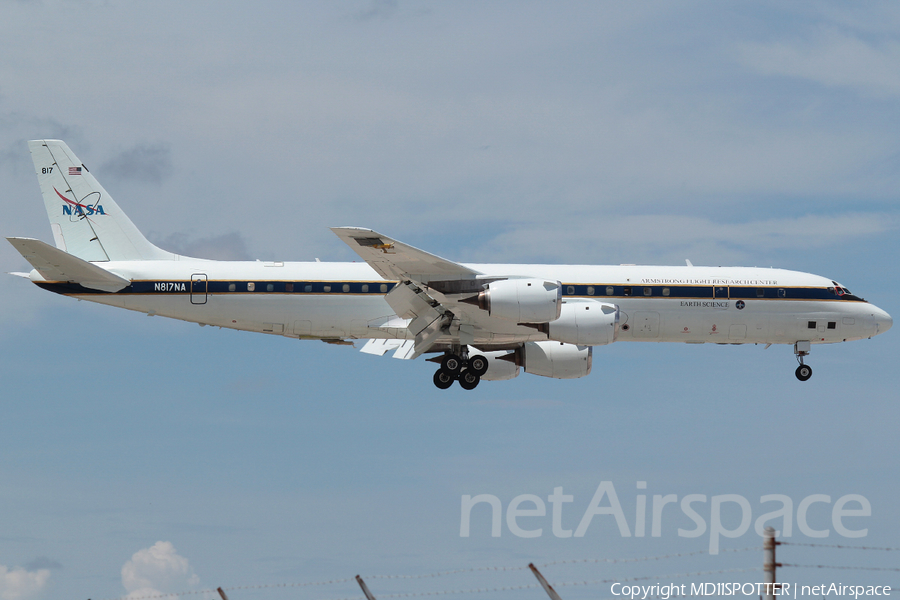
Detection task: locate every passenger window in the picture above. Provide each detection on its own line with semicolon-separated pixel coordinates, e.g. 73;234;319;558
662;287;670;296
247;282;255;292
304;284;312;292
778;289;786;298
228;283;236;292
362;284;369;293
266;283;274;292
285;283;293;292
624;286;632;296
323;285;331;292
828;322;836;329
380;284;388;293
756;288;765;297
606;286;614;296
342;284;350;292
567;286;575;295
808;321;816;329
643;287;652;296
587;286;594;296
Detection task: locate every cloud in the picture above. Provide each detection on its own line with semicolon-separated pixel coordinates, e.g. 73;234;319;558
101;143;172;184
0;112;84;175
352;0;398;21
151;232;252;260
474;398;565;408
475;211;900;265
0;564;50;600
739;27;900;96
21;558;61;572
121;541;199;600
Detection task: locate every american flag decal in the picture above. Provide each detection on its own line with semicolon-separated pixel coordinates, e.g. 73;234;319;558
69;166;82;175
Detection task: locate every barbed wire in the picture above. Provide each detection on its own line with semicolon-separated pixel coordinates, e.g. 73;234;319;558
536;546;757;568
362;547;758;582
102;548;759;600
781;564;900;572
98;578;359;600
780;542;900;551
553;567;761;587
317;568;762;600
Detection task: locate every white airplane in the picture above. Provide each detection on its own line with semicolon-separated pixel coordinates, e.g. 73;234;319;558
8;140;893;389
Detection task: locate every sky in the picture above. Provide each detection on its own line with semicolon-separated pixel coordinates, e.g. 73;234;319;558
1;2;899;599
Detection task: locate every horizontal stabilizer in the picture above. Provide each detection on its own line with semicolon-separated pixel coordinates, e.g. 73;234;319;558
7;237;130;292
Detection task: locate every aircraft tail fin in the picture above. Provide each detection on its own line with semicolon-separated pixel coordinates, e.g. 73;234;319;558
28;140;174;262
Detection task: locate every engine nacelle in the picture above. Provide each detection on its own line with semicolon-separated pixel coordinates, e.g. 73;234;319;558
522;341;592;379
548;300;619;346
474;278;562;324
475;349;521;381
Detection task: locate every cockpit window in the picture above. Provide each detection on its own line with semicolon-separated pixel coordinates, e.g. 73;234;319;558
832;281;852;296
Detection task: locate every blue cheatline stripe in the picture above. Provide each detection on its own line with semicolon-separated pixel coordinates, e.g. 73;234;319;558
560;284;856;302
33;280;863;302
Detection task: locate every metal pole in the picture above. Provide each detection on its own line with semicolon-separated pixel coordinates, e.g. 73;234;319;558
356;575;378;600
763;526;778;600
529;563;563;600
217;588;229;600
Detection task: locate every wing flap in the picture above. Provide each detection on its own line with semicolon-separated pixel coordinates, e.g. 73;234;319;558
359;339;417;359
7;237;130;292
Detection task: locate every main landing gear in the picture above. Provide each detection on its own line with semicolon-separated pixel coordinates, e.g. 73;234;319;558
432;352;489;390
794;341;812;382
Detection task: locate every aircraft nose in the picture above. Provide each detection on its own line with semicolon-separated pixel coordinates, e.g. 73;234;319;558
875;306;892;335
866;304;893;336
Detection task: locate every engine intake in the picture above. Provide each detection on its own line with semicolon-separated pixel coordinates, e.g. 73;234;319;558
468;278;562;324
503;341;592;379
548;300;619;346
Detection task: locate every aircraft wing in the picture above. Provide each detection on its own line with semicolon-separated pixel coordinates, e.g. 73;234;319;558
332;227;486;359
7;237;130;292
330;227;481;283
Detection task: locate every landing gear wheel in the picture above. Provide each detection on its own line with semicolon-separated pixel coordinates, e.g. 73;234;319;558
795;364;813;382
441;354;463;375
468;354;489;377
458;370;481;390
433;368;455;389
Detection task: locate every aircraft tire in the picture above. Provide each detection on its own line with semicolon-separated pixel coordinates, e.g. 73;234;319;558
468;354;489;377
458;370;480;390
434;368;455;389
441;354;463;375
795;364;813;381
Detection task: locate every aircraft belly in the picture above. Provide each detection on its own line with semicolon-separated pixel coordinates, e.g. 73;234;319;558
116;293;396;338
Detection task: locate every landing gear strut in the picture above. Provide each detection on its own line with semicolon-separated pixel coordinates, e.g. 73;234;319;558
432;351;489;390
794;341;812;382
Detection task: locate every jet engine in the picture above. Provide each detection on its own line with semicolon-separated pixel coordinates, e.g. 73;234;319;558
548;300;619;346
511;341;593;379
477;350;521;381
469;278;562;323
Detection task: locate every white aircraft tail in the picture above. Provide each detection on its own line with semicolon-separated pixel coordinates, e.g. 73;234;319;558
28;139;173;261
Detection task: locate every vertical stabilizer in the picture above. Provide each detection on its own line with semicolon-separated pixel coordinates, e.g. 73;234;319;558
28;139;173;261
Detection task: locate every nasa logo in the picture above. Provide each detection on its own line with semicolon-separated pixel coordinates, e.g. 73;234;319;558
736;300;746;310
55;187;107;217
62;204;106;216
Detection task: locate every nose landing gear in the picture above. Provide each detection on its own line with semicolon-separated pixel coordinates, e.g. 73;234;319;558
794;341;812;381
432;351;489;390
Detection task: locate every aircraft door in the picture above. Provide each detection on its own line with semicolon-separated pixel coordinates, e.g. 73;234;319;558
191;273;208;305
